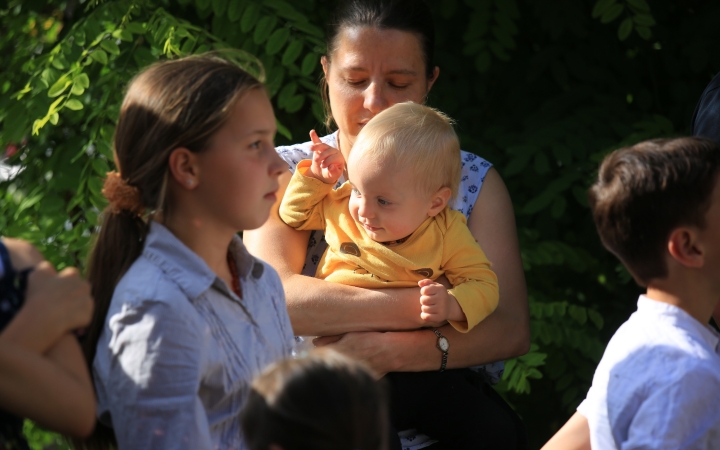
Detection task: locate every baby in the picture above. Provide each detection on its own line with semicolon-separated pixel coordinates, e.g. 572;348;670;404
280;101;500;448
280;101;498;333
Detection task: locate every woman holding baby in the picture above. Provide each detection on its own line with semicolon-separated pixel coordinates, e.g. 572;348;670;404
244;0;530;448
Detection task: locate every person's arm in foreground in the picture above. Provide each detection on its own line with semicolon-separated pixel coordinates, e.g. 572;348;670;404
0;239;95;437
541;412;591;450
246;168;530;373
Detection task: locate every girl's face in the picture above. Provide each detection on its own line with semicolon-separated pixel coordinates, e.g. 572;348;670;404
323;27;438;154
195;89;285;231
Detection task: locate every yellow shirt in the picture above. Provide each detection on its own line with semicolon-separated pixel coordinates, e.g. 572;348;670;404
279;160;499;332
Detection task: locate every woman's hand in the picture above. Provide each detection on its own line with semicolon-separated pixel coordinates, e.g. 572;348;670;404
1;261;93;354
314;331;405;378
309;129;345;184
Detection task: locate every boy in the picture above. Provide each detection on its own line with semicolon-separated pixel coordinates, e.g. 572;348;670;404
545;137;720;450
279;102;502;448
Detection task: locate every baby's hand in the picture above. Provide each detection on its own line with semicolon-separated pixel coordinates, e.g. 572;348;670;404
309;129;344;184
419;279;466;324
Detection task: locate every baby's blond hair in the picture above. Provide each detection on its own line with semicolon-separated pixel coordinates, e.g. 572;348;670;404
351;102;461;202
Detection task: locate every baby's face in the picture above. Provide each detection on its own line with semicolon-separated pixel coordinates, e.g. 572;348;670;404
347;154;435;242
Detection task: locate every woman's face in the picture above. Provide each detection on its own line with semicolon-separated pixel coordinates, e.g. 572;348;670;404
323;27;438;153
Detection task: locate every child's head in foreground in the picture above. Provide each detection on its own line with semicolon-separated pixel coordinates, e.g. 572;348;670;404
588;136;720;288
240;348;389;450
346;101;461;242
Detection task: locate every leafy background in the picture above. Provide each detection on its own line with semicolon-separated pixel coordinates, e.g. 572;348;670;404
1;0;719;448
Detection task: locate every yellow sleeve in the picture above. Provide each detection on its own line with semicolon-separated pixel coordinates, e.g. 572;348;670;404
278;160;351;231
442;212;500;333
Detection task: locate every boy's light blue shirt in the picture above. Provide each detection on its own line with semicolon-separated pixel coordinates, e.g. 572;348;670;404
578;295;720;450
93;221;294;450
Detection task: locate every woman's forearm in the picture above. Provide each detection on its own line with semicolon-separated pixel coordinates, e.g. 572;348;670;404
0;334;95;437
282;273;425;335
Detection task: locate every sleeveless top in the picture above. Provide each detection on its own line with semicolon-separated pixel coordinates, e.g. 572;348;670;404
0;240;31;450
276;132;505;384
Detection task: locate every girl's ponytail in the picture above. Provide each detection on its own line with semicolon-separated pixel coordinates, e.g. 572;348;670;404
77;54;263;449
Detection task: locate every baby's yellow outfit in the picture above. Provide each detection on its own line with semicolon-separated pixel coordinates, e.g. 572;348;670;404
279;160;499;332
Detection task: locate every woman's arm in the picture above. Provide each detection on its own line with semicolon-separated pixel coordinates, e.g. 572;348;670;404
540;412;591;450
317;168;530;373
0;334;95;437
244;171;429;335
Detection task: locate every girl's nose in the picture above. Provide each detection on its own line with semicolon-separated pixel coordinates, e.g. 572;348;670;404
363;82;388;115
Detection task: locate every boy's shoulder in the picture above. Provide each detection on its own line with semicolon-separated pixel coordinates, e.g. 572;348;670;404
581;296;720;449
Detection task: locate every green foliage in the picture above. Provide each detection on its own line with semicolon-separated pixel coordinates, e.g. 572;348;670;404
2;0;720;448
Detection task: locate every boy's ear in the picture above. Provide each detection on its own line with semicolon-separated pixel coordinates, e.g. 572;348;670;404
667;227;704;269
168;147;199;190
427;187;452;217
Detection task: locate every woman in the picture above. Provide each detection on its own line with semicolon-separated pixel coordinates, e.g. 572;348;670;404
244;0;529;447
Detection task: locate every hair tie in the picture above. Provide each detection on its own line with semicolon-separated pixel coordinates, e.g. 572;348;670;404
102;171;145;216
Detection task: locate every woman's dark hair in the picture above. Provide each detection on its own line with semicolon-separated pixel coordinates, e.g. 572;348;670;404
241;348;390;450
321;0;436;130
79;54;263;449
588;137;720;286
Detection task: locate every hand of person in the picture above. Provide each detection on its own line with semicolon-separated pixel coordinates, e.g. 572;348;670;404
419;279;465;324
314;331;398;378
1;257;94;353
309;129;344;184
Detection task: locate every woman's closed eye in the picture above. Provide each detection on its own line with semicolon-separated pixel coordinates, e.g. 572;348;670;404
352;188;361;196
377;198;391;206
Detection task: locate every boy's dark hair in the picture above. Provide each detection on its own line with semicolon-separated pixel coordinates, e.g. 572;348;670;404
241;348;389;450
588;137;720;286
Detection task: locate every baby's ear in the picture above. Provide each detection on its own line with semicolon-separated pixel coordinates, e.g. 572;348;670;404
428;187;452;217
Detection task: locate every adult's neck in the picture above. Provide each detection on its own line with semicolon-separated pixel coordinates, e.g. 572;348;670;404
646;272;719;325
337;130;354;163
157;211;235;282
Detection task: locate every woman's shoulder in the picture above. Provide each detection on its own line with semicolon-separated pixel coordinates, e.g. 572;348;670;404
276;132;338;172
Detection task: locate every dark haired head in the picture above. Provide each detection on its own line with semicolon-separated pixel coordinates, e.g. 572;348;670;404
321;0;436;130
588;137;720;286
241;348;389;450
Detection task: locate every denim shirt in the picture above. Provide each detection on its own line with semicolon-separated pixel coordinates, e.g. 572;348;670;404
93;222;294;450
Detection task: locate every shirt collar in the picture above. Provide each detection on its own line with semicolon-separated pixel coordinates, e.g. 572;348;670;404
142;221;259;300
637;295;720;353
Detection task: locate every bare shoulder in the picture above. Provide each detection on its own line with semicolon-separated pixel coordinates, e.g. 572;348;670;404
1;237;45;270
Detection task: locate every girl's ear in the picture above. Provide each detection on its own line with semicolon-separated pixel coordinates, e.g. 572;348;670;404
427;187;451;217
667;227;704;269
427;66;440;92
321;55;330;78
168;147;199;190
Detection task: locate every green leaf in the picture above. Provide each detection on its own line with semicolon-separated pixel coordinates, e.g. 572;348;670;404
264;0;307;22
635;25;652;40
600;4;624;23
285;94;305;113
591;0;616;19
281;39;304;66
228;1;244;22
632;14;656;27
291;21;324;39
125;22;146;34
618;17;633;41
212;0;226;16
587;310;604;330
626;0;650;12
90;49;108;65
300;52;318;76
241;3;261;33
65;99;84;111
75;73;90;88
253;16;278;45
112;29;133;42
266;28;290;55
48;77;72;97
568;305;588;325
276;119;292;140
100;40;121;55
71;84;85;96
550;196;567;219
278;82;298;108
195;0;211;11
49;112;59;125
